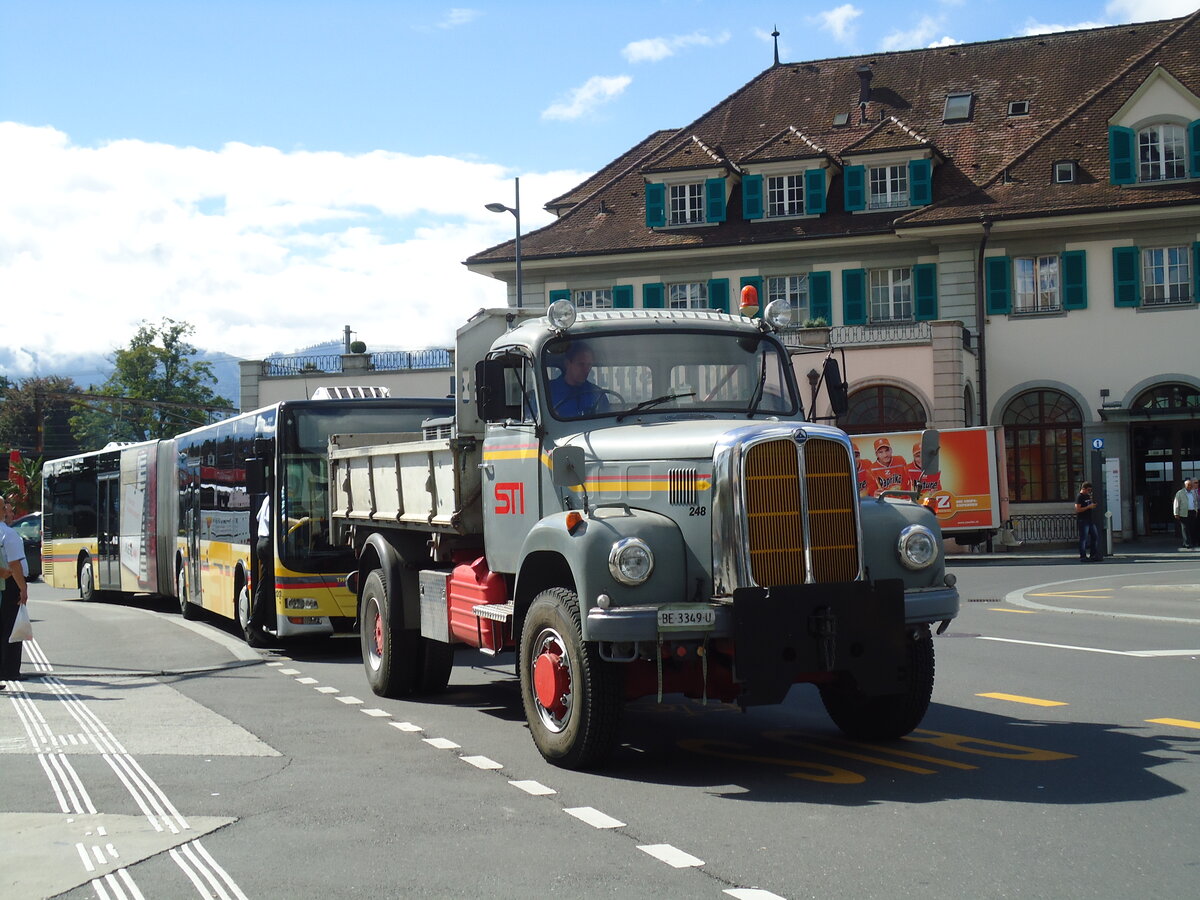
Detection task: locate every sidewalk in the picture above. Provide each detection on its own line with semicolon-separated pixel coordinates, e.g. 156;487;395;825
947;535;1199;565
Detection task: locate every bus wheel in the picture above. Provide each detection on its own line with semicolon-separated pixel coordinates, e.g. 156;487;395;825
237;584;269;648
359;568;418;698
519;588;622;770
177;567;200;621
819;624;935;740
79;556;98;602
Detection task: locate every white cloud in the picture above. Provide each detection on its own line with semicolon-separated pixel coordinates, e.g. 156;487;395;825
880;16;946;51
622;31;732;63
1019;18;1112;36
927;35;961;47
541;75;632;121
812;5;862;43
0;123;587;375
1106;0;1196;21
437;8;482;28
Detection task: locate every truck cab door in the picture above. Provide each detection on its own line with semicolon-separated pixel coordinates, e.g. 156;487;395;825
477;352;543;573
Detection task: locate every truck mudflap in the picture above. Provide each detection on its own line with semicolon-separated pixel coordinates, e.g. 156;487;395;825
732;579;908;707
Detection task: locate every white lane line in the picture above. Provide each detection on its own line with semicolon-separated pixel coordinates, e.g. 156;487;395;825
278;668;301;676
295;677;318;684
423;737;460;750
336;696;364;705
509;780;556;796
564;807;625;829
390;721;423;732
190;839;250;900
315;686;339;694
361;708;391;718
980;636;1200;657
116;868;146;900
638;843;704;868
461;755;502;770
76;842;96;872
265;662;285;667
725;890;787;900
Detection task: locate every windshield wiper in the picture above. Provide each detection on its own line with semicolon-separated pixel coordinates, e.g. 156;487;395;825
615;391;696;422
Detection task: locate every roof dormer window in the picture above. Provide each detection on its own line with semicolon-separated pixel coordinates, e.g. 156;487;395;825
1053;160;1077;183
1138;123;1187;181
1008;100;1030;117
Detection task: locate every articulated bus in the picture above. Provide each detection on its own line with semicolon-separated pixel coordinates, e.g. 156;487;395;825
42;396;453;644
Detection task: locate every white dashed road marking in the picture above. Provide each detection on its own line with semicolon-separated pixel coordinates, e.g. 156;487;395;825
461;755;502;770
725;889;787;899
336;696;364;705
390;721;423;732
509;780;556;796
361;708;391;717
564;807;625;829
639;843;704;868
423;737;460;750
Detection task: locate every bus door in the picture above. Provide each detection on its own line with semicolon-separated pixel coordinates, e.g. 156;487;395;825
183;460;203;606
97;471;121;590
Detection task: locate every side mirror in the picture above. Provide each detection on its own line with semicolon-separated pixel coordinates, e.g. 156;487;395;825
920;429;941;477
246;457;266;495
824;357;849;416
550;446;586;488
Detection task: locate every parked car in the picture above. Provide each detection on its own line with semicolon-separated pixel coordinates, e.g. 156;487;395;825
11;511;41;581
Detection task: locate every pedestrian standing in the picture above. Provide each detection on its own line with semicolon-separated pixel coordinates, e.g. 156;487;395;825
1074;481;1101;562
0;495;30;688
1172;478;1198;550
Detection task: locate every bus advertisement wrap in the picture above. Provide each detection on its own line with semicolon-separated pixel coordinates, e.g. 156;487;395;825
851;426;1006;533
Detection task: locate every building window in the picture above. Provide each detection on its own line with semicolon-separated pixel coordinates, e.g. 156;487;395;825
766;274;810;320
1014;256;1060;312
573;288;612;310
1002;389;1083;502
1138;124;1187;182
766;174;805;217
669;183;705;225
840;385;927;434
869;165;909;209
1008;100;1030;117
1054;161;1077;183
1132;383;1200;411
668;282;707;309
943;92;973;123
869;267;912;321
1142;246;1192;305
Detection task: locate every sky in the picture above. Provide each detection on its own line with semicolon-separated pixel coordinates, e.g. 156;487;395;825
2;0;1197;387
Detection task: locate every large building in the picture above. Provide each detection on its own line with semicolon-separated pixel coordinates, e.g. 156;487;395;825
467;13;1200;541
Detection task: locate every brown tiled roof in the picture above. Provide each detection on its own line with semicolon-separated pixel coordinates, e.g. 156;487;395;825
641;133;735;174
544;128;679;214
742;126;827;164
468;13;1200;265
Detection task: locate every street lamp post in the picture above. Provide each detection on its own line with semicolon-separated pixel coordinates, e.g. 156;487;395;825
486;177;522;308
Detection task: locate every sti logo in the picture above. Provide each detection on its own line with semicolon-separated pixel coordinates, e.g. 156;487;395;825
495;482;526;515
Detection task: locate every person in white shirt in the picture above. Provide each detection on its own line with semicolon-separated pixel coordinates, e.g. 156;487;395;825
0;495;30;687
1173;478;1199;550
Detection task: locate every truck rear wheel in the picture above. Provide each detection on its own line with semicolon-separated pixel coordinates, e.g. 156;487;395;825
360;568;420;698
519;588;622;769
819;624;934;740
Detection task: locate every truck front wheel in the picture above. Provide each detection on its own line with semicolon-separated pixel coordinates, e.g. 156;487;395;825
819;624;935;740
519;588;622;769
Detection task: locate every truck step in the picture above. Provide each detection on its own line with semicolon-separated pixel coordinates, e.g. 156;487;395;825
472;601;514;623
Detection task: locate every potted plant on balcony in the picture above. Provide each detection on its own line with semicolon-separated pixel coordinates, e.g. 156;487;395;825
797;316;830;346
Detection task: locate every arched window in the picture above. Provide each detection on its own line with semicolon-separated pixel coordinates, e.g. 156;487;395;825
963;385;977;427
1002;389;1083;502
1131;382;1200;411
841;385;927;435
1138;124;1186;182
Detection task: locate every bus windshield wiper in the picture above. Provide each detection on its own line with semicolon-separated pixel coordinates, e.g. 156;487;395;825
615;392;696;422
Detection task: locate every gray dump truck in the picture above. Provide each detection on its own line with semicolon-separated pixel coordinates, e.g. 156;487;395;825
329;302;959;768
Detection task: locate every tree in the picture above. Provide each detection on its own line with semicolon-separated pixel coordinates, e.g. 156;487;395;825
70;318;234;448
0;375;85;460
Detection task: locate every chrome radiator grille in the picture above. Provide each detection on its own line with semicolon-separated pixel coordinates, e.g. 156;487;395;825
744;437;859;586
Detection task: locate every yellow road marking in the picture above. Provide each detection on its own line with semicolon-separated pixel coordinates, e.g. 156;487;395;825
988;608;1037;614
977;692;1068;707
1146;718;1200;730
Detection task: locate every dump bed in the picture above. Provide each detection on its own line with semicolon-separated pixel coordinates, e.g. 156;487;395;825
328;432;483;538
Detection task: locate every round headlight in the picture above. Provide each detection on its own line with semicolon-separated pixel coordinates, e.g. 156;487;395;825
608;537;654;586
897;524;938;570
763;299;793;328
548;298;577;330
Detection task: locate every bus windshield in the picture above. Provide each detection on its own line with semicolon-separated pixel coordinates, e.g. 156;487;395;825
541;329;800;420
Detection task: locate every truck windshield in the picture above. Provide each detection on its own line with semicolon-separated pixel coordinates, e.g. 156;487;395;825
542;330;799;420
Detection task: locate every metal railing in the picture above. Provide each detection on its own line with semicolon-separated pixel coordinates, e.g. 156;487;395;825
1009;513;1077;544
261;348;452;377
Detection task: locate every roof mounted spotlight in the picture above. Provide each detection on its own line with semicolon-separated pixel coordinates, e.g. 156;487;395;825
548;298;577;330
763;299;793;330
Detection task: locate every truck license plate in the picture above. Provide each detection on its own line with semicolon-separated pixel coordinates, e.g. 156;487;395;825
657;605;716;631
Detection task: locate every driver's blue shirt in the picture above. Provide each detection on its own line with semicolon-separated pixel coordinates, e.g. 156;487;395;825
548;376;609;417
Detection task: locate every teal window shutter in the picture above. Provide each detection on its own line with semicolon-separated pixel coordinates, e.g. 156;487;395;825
1112;246;1141;307
643;282;665;309
842;268;867;325
909;159;933;206
1108;127;1136;185
645;182;666;227
548;289;571;305
1061;250;1087;310
1190;120;1200;178
1194;242;1200;303
984;257;1011;315
740;275;764;316
742;174;764;220
708;278;730;312
705;177;726;222
844;165;866;211
804;169;826;214
809;272;832;322
913;263;938;320
612;284;634;308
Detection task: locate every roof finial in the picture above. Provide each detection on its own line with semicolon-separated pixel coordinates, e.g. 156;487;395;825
772;25;780;66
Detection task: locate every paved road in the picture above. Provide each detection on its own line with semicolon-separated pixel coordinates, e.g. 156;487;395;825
3;554;1198;899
